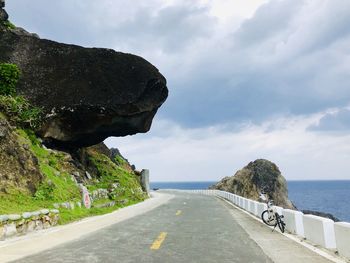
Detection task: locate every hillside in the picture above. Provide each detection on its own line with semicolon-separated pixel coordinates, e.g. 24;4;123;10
0;3;167;237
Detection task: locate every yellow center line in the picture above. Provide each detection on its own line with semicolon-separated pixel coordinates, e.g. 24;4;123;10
150;232;167;250
176;210;182;216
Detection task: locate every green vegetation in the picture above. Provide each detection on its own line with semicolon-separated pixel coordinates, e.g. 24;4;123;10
0;63;146;225
58;198;141;225
114;154;127;166
15;128;81;201
2;20;16;30
0;189;52;215
0;95;42;128
88;149;146;202
0;63;20;96
4;20;16;29
0;129;146;224
0;63;42;128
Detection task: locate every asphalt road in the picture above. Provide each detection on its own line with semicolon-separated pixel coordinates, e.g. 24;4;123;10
13;192;272;263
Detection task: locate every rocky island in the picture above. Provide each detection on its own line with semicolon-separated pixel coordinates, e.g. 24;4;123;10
210;159;295;209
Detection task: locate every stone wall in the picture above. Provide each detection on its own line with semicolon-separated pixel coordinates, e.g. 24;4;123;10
0;209;59;240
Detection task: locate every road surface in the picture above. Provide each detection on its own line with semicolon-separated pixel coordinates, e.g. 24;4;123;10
10;191;333;263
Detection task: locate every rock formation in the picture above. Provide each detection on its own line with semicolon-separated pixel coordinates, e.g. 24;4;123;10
210;159;295;209
0;0;8;22
110;148;135;171
0;117;43;194
0;3;162;224
302;210;340;222
0;8;168;148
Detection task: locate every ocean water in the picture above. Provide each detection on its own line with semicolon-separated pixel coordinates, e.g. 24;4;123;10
150;180;350;222
288;180;350;222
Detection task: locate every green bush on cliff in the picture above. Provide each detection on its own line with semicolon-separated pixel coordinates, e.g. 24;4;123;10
0;63;20;96
17;129;81;203
0;95;42;128
2;20;16;30
88;149;146;202
0;63;42;128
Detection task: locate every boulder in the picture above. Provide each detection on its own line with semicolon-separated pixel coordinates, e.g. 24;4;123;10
0;24;168;147
210;159;295;209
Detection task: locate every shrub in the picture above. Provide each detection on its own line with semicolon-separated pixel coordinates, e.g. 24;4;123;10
0;63;20;96
0;95;42;128
2;21;16;30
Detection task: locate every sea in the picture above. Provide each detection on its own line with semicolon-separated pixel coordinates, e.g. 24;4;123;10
150;180;350;222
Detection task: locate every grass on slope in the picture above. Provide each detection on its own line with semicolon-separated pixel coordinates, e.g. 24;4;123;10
0;129;146;224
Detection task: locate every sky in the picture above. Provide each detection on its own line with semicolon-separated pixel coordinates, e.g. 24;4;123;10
7;0;350;181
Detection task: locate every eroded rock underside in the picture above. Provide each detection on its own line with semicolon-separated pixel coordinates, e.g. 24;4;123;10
0;25;168;148
210;159;295;209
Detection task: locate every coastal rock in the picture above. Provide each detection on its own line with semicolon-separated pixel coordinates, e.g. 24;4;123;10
210;159;295;209
0;23;168;148
302;210;340;222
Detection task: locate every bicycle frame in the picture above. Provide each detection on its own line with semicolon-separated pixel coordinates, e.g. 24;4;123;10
261;193;285;233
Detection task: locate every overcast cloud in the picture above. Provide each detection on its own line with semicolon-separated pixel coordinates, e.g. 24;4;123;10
6;0;350;180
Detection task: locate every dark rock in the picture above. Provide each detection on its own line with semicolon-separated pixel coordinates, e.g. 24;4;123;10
110;148;122;160
110;147;133;170
210;159;296;209
0;2;8;22
302;210;340;222
89;143;111;158
0;26;168;148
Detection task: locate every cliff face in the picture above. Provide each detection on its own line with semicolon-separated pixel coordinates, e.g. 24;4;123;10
210;159;295;209
0;15;168;148
0;5;166;224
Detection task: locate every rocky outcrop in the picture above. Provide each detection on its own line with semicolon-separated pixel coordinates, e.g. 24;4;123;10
0;1;8;22
0;9;168;148
0;116;43;194
210;159;295;209
302;210;340;222
110;148;135;171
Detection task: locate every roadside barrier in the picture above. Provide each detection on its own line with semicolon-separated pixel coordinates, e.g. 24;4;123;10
168;189;350;260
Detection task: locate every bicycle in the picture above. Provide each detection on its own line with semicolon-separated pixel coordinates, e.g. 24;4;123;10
260;193;286;233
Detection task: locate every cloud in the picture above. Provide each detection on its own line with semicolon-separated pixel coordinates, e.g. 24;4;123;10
6;0;216;53
7;0;350;129
156;0;350;128
233;0;303;48
310;108;350;132
5;0;350;181
105;113;350;181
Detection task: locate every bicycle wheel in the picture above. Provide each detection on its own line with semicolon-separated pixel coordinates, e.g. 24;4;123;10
261;210;276;226
276;214;285;233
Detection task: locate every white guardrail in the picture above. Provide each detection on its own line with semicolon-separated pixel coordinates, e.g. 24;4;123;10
170;189;350;260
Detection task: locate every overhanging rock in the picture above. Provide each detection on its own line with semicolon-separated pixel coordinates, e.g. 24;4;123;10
0;24;168;147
